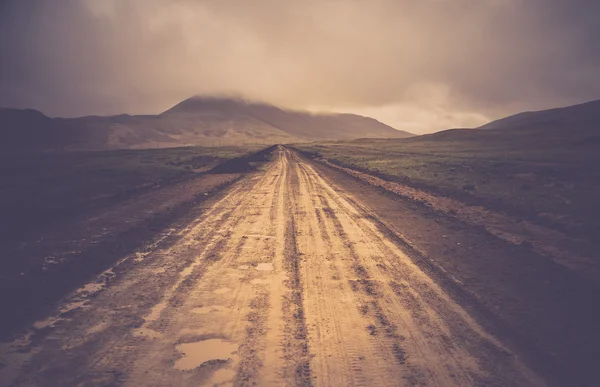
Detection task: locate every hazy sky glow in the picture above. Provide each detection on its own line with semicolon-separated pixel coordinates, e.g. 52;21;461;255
1;0;599;133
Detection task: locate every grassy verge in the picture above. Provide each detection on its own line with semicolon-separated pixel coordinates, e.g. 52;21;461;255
295;135;600;240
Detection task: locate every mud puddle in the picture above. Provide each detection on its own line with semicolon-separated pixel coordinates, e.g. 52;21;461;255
173;339;238;371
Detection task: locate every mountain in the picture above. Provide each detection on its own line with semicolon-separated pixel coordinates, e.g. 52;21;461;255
0;108;58;149
0;109;169;151
478;99;600;131
474;99;600;147
161;96;411;141
411;99;600;148
0;97;412;151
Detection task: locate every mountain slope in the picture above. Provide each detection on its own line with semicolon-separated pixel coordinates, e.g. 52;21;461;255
0;108;57;149
1;97;411;151
409;99;600;148
478;99;600;131
162;96;413;140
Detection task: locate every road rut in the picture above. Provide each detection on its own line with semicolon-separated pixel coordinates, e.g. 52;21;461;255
0;147;543;386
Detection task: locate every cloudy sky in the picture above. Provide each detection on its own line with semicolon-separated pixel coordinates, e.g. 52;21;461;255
1;0;599;133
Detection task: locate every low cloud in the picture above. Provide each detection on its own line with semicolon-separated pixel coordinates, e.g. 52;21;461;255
1;0;599;133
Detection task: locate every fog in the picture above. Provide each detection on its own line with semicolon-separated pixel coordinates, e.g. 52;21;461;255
1;0;599;133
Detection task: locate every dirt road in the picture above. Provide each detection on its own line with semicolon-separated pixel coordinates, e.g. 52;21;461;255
0;148;543;386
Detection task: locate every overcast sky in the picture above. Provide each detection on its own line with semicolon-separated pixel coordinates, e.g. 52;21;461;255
1;0;599;133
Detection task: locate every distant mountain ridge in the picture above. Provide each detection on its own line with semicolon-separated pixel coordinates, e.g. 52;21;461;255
477;99;600;131
411;98;600;147
0;96;412;151
163;96;410;141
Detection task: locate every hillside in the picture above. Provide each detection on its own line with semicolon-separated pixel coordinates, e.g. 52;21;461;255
402;99;600;149
479;99;600;130
477;99;600;136
0;97;412;151
162;96;412;141
296;97;600;248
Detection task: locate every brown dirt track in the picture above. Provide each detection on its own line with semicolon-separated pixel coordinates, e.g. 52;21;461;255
0;147;563;386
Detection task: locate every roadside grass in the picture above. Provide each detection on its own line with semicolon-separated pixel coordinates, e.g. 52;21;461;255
0;145;261;242
295;135;600;239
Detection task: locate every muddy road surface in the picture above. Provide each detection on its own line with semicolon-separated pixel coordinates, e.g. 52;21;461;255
1;148;544;386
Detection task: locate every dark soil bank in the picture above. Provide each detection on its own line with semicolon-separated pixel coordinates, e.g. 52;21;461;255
0;146;272;341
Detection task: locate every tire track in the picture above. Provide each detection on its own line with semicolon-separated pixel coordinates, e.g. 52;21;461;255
281;149;313;386
289;150;542;387
2;148;545;387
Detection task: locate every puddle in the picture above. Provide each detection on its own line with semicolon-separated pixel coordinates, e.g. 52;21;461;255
214;288;231;295
27;266;114;334
193;306;229;315
250;278;271;285
174;339;238;371
255;263;274;271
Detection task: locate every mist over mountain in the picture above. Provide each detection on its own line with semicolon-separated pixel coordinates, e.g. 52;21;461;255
0;96;412;151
